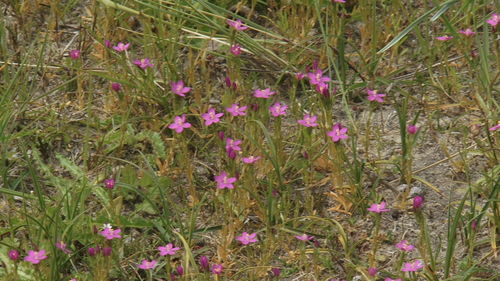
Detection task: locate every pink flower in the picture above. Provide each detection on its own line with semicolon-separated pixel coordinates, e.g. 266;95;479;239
298;114;319;127
158;243;181;256
55;241;72;254
215;171;237;189
489;124;500;131
367;201;390;213
295;234;314;241
225;138;242;152
459;28;476;37
111;82;122;92
486;14;500;27
133;58;154;69
8;250;19;261
366;89;386;103
435;36;453;41
401;260;425;272
211;264;224;275
102;247;112;256
395;240;415;251
295;72;305;80
69;49;81;59
170;80;191;97
227;19;249;31
269;102;288;117
104;178;115;189
99;227;122;240
333;0;346;3
169;115;192;133
242;156;261;164
112;42;130;52
327;123;348;142
138;259;158;270
385;279;402;281
316;83;330;96
226;104;248;116
230;44;242;55
407;125;419;135
236;232;258;245
307;69;331;85
254;88;276;98
368;267;378;276
104;40;112;48
202;108;223;126
413;196;424;210
24;250;48;264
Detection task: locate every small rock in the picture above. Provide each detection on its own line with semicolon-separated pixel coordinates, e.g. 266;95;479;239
396;184;425;197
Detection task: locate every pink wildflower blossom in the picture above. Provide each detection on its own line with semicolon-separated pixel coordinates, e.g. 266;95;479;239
366;89;386;103
254;88;276;98
104;178;115;189
99;228;122;240
225;138;242;152
402;260;425;272
486;14;500;27
215;171;237;189
333;0;346;2
227;19;249;30
170;80;191;97
295;234;314;241
307;69;331;85
112;42;130;52
242;156;261;164
269;102;288;117
211;264;224;275
459;28;476;37
230;44;242;55
298;114;319;127
69;50;80;59
138;259;158;270
236;232;258;245
169;115;191;133
295;72;305;80
55;241;72;254
316;83;330;96
395;240;415;251
24;250;48;264
202;108;224;126
489;124;500;131
158;243;181;256
367;201;390;213
226;104;247;116
327;123;348;142
435;36;453;41
133;58;154;69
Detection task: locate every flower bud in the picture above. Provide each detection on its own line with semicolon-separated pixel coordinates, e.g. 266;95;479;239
104;178;115;189
413;196;424;210
111;83;122;92
407;125;419;135
8;249;19;261
199;255;209;271
69;49;81;59
102;247;112;256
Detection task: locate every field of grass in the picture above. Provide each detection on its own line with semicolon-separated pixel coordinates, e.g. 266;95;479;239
0;0;499;280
